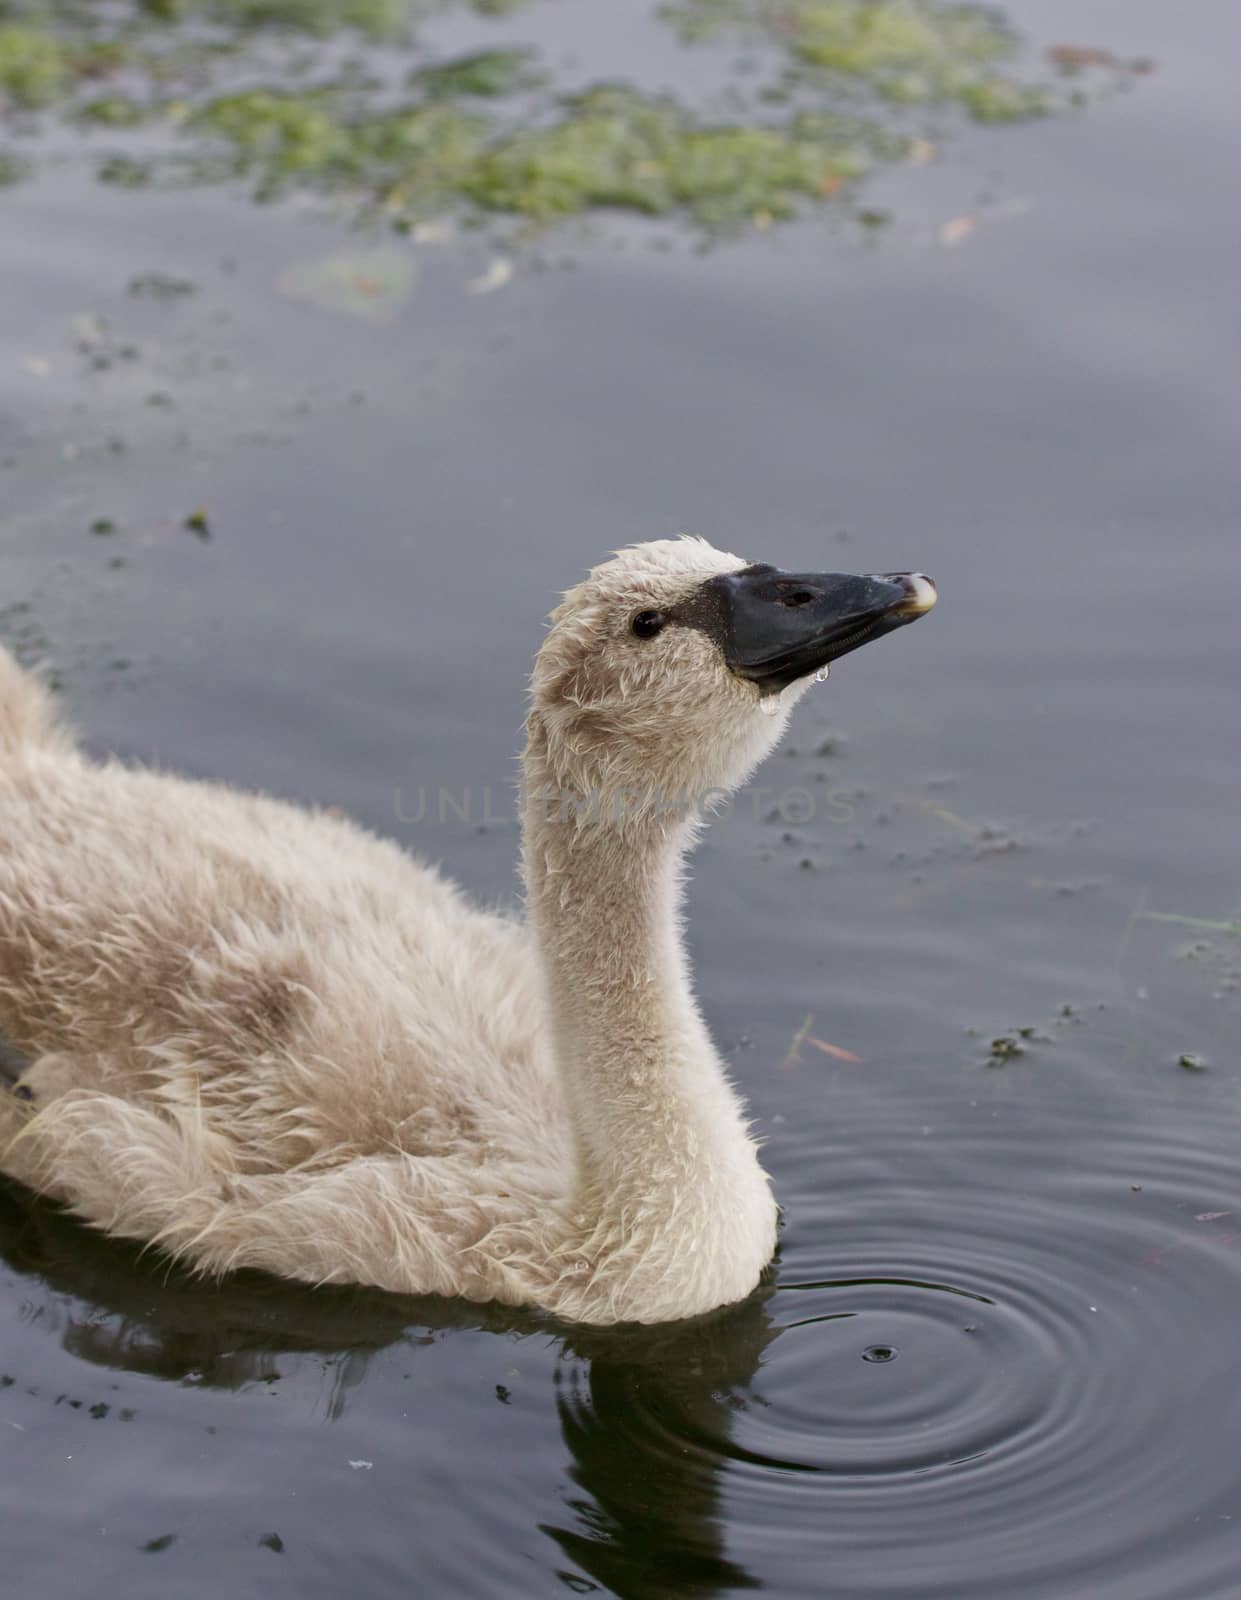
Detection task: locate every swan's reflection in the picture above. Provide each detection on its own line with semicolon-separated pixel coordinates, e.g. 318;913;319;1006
0;1178;775;1595
542;1308;771;1596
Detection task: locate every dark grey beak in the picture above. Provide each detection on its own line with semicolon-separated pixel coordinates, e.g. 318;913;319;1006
698;565;937;694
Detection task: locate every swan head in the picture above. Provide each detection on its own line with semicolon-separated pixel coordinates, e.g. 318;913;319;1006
529;537;936;812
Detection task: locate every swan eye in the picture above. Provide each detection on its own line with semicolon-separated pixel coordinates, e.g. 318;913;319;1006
631;610;667;639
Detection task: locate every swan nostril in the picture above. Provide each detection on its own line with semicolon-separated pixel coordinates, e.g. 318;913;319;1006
778;590;818;608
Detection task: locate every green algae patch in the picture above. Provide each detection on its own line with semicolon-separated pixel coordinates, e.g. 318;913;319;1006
463;89;870;225
0;23;68;107
0;0;1143;229
410;46;541;99
78;94;149;127
955;74;1048;123
130;0;410;38
199;0;409;35
194;89;490;204
194;90;357;176
790;1;1014;82
663;0;1060;122
188;81;869;226
133;0;522;31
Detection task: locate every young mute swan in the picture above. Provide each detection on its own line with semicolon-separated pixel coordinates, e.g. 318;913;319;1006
0;539;935;1326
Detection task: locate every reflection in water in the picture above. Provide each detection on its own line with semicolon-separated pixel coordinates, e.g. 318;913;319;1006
543;1300;776;1597
0;1176;423;1395
0;1176;775;1596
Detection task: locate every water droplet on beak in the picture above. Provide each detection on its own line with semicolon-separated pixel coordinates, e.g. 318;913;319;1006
814;664;831;684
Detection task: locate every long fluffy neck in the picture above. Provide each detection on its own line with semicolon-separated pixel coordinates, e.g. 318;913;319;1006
521;716;776;1321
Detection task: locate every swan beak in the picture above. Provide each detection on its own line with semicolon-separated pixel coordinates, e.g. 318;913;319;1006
701;565;937;694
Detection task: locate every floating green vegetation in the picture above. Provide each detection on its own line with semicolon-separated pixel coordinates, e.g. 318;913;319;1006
0;0;1139;230
78;93;148;127
409;46;542;99
0;0;523;44
791;0;1013;76
194;90;492;204
464;91;875;224
153;0;413;35
662;0;1052;121
186;84;876;225
955;75;1047;123
0;22;68;107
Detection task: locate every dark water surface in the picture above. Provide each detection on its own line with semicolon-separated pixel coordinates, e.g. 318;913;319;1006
3;1;1240;1595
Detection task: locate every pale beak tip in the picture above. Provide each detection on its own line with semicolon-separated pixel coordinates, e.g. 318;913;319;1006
899;573;938;616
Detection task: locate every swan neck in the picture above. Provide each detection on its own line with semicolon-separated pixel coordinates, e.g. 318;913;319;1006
517;715;777;1321
521;747;754;1195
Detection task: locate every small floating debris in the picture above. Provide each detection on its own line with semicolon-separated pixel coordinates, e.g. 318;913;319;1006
184;508;210;540
128;272;197;301
1177;1052;1208;1073
410;219;453;245
939;214;977;247
986;1029;1033;1065
1049;44;1154;74
806;1035;862;1063
466;256;514;296
1050;44;1119;69
784;1012;862;1067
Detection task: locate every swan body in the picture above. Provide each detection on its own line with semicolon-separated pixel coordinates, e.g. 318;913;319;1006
0;539;934;1325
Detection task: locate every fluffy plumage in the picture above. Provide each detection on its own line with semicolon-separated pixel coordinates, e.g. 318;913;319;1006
0;539;812;1325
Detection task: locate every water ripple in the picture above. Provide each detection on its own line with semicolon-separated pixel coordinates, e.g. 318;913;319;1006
605;1116;1241;1599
